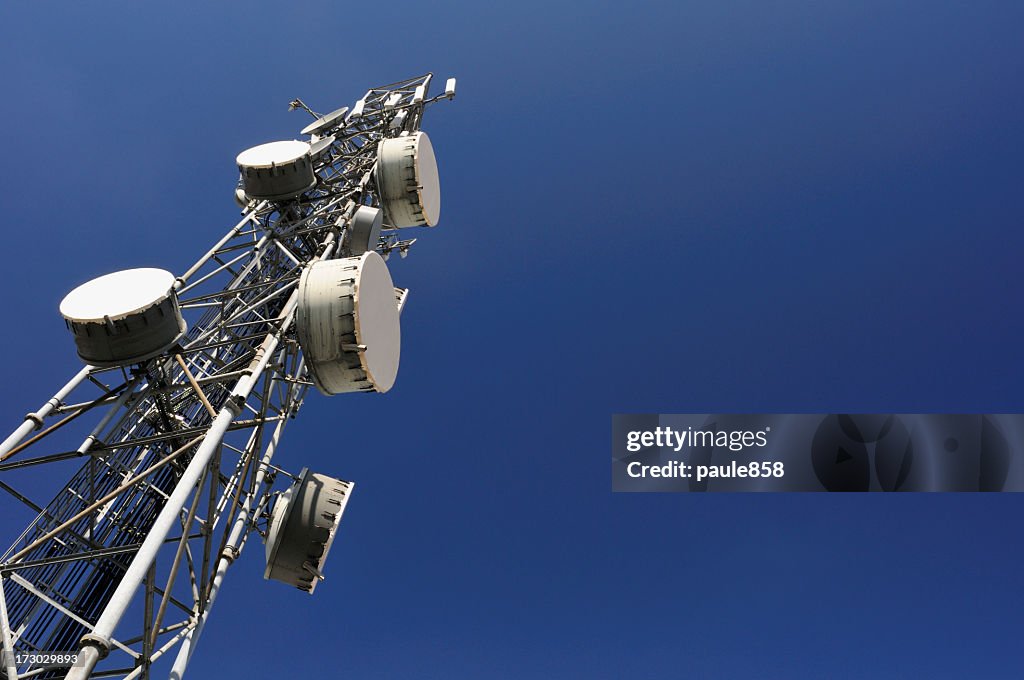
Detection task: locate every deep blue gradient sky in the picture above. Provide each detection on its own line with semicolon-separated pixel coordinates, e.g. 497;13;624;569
2;2;1024;678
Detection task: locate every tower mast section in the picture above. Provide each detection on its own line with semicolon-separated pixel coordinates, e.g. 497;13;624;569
0;73;454;680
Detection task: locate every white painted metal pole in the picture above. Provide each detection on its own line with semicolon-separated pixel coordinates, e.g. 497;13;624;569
0;365;92;460
67;407;237;679
168;417;288;679
0;577;19;679
67;298;296;680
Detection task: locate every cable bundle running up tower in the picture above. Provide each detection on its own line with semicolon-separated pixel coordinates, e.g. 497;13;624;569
0;73;455;679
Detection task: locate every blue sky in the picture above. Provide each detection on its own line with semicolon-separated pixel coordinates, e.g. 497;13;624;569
2;2;1024;678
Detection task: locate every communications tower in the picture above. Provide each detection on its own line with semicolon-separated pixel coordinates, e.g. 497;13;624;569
0;73;455;679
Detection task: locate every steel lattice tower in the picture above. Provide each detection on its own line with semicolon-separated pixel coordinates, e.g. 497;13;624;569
0;73;454;679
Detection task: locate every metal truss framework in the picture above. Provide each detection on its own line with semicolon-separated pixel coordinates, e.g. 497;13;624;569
0;73;451;680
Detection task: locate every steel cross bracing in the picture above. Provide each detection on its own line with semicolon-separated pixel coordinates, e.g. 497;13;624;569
0;73;449;680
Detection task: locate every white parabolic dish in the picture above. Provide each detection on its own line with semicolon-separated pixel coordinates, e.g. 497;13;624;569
236;140;317;202
300;106;349;136
296;252;401;395
264;469;353;594
235;140;311;168
377;131;441;227
351;252;401;390
60;268;176;322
